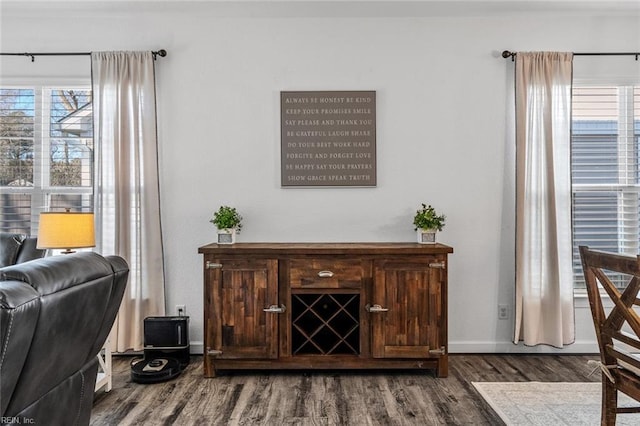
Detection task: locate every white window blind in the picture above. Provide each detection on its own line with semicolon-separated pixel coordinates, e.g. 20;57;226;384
571;85;640;288
0;86;93;235
0;88;34;232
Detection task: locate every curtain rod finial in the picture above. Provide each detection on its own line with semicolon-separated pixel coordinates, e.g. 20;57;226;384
152;49;167;60
502;50;514;59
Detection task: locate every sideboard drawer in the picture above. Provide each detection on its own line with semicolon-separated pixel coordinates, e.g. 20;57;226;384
289;258;362;289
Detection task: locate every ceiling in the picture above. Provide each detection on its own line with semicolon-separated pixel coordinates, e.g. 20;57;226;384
1;0;639;18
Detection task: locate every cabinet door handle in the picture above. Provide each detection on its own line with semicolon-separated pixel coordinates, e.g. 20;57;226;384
318;270;334;278
429;262;445;269
366;304;389;313
263;304;287;314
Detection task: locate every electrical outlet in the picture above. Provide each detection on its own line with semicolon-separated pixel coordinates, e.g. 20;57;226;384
498;304;509;320
176;304;186;317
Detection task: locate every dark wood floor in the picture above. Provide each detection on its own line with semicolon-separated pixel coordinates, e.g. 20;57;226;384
90;354;600;425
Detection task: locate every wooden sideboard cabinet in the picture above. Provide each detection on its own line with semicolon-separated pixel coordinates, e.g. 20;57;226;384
198;243;453;378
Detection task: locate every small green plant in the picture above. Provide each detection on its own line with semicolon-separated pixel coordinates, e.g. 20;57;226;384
413;203;445;231
210;205;243;233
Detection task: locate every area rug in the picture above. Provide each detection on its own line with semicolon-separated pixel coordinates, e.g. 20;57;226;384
472;381;639;425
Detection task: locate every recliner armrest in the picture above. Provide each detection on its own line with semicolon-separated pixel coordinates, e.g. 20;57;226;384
0;281;41;415
0;252;114;296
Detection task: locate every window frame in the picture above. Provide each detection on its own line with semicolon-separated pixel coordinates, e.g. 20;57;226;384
0;78;93;236
571;83;640;291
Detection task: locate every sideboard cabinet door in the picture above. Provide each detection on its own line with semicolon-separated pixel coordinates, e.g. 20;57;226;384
371;257;446;361
204;258;279;367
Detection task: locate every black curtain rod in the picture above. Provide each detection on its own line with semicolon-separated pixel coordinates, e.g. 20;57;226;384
502;50;639;61
0;49;167;62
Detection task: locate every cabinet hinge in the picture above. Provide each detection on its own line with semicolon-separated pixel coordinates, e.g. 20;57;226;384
206;261;223;269
428;346;446;355
207;348;223;356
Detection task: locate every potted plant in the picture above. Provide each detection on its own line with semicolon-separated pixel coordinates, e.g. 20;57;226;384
413;203;445;244
210;205;243;244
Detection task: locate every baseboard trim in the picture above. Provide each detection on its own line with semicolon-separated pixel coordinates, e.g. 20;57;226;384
448;341;599;354
190;341;204;354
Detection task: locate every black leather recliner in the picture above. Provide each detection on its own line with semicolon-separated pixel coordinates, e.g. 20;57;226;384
0;252;129;425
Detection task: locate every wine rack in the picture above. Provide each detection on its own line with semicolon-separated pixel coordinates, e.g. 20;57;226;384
291;293;360;355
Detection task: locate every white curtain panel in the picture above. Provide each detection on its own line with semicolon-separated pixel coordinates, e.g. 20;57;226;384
514;52;575;347
92;51;166;352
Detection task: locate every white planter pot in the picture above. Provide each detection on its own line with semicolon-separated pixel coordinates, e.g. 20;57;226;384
217;228;237;244
417;228;437;244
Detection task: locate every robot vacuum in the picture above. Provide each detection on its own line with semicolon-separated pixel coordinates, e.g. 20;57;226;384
130;357;181;384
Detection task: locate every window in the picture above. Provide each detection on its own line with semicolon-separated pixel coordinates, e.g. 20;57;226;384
571;85;640;288
0;86;93;235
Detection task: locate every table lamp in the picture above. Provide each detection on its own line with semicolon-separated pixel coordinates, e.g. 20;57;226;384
37;209;96;254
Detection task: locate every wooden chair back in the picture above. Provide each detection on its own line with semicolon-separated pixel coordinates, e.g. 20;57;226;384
579;246;640;425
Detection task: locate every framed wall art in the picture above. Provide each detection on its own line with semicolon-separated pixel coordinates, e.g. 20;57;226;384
281;90;376;187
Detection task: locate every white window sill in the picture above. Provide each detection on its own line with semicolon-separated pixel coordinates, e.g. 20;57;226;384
574;290;613;308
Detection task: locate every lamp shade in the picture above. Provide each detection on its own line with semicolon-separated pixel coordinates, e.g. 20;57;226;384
37;211;95;253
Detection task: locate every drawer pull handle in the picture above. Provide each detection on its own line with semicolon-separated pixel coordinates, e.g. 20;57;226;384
318;270;334;278
206;261;223;269
429;262;445;269
366;304;389;313
263;304;287;314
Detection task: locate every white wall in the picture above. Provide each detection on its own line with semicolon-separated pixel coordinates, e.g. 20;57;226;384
2;1;639;354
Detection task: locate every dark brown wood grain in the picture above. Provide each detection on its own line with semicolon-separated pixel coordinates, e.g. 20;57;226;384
200;243;453;377
289;258;363;289
371;257;447;376
204;257;278;377
198;242;454;256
